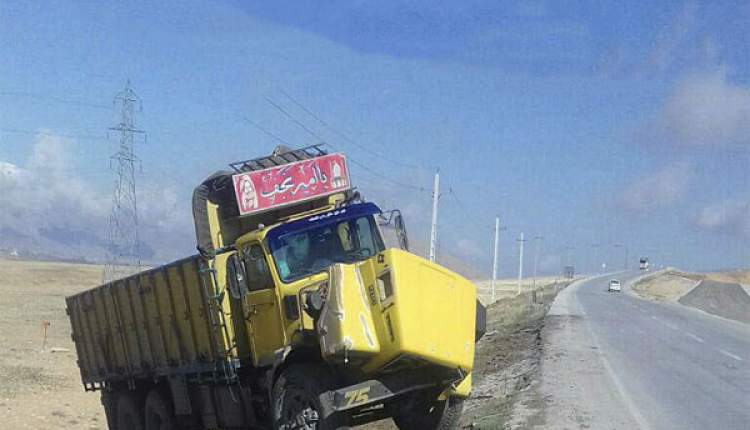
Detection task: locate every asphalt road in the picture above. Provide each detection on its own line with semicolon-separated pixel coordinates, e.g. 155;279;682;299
538;272;750;430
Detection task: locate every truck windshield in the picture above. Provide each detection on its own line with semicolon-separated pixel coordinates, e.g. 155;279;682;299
266;204;386;283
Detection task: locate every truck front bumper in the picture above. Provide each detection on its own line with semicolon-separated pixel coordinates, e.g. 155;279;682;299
319;367;465;415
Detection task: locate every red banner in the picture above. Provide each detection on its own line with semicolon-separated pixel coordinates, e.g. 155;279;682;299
232;153;351;216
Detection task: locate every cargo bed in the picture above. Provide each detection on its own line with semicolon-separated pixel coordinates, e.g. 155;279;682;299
65;255;235;390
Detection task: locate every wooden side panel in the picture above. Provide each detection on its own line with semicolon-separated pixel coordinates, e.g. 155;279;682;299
82;291;108;377
140;273;169;369
66;297;92;380
155;269;195;364
180;260;215;362
127;278;154;370
165;266;199;363
95;287;127;374
113;280;141;373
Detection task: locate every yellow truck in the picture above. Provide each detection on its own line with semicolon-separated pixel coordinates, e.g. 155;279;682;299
66;145;486;429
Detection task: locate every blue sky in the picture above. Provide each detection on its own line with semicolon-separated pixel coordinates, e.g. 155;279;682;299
1;1;749;276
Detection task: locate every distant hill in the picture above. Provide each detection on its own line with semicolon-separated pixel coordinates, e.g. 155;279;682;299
0;246;96;265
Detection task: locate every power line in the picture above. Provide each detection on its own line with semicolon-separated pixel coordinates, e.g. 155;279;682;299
279;89;423;170
239;115;295;147
444;185;493;233
263;97;427;193
265;96;327;143
327;141;427;192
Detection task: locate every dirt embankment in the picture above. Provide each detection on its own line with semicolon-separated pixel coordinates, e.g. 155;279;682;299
632;270;699;302
633;269;750;324
679;280;750;324
460;281;567;429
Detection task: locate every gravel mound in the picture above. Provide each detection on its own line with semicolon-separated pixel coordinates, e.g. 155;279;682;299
678;280;750;324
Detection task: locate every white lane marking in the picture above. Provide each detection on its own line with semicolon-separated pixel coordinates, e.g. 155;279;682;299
718;349;743;362
577;287;652;430
650;316;678;330
686;332;705;343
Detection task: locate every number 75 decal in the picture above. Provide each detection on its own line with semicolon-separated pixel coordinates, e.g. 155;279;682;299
344;387;370;407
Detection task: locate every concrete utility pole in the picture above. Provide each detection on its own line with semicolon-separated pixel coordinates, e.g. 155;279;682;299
614;243;629;271
429;171;440;262
532;235;543;289
563;245;575;267
491;217;503;303
517;232;526;295
590;243;600;275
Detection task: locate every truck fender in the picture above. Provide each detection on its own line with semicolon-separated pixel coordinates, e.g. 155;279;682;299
265;346;293;394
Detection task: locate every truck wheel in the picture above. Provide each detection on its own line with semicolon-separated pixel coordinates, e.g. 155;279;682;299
101;391;119;430
144;389;176;430
393;396;463;430
272;364;342;430
117;392;145;430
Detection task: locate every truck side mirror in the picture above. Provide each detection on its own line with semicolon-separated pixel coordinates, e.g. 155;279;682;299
227;254;248;299
394;211;409;251
378;210;410;251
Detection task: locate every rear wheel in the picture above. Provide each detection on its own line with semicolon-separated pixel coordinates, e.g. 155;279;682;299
272;364;343;430
117;392;145;430
393;396;464;430
144;389;176;430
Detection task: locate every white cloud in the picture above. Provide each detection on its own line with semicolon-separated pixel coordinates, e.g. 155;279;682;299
0;132;193;262
696;199;750;236
648;69;750;147
643;2;699;74
620;161;692;212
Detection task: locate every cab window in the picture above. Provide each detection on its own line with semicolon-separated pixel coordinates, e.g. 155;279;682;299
242;244;274;291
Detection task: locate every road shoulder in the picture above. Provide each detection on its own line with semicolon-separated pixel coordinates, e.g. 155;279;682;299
532;278;644;429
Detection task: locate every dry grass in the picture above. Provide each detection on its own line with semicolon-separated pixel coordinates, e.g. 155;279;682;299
632;271;699;302
474;276;568;305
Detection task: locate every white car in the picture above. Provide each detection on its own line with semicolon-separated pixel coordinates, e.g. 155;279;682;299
608;279;622;292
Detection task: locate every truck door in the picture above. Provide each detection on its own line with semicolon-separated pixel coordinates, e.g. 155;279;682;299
240;243;287;367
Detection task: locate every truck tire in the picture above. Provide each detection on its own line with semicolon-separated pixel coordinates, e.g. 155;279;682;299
393;396;463;430
117;392;145;430
144;389;176;430
101;391;119;430
272;364;343;430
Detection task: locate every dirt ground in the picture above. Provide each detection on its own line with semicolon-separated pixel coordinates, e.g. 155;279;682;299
632;269;750;325
0;258;106;429
0;257;566;429
679;280;750;324
459;281;567;429
631;270;699;302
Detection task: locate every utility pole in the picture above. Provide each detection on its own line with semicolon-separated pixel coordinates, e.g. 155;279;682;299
517;232;526;295
614;243;629;271
103;80;145;283
590;243;600;275
429;170;440;262
563;245;575;267
491;217;506;303
532;235;543;289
